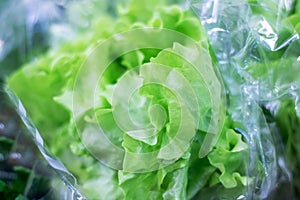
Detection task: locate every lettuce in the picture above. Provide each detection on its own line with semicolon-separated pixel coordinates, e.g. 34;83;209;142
7;0;250;199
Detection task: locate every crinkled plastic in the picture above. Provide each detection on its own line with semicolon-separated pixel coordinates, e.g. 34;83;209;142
190;0;300;199
0;0;85;199
5;88;86;199
0;88;85;199
1;0;300;199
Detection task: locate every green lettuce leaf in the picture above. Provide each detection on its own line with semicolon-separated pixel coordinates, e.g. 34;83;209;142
6;0;250;199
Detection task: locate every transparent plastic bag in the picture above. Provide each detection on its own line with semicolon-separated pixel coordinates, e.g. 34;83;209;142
0;0;84;199
0;88;85;199
190;0;300;199
2;0;300;199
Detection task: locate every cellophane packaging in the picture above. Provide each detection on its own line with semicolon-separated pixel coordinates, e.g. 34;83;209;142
1;0;300;199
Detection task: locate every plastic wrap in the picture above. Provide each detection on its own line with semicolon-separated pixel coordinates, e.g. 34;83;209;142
0;0;84;199
5;88;85;199
0;88;85;199
190;0;300;198
1;0;300;199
